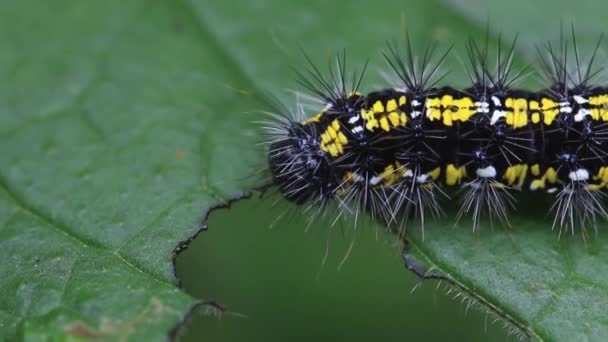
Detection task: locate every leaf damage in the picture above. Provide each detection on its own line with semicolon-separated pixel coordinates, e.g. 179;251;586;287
402;241;535;340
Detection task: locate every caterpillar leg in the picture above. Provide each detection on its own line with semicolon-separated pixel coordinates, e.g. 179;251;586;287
335;170;396;228
389;167;448;239
550;181;608;235
456;174;516;232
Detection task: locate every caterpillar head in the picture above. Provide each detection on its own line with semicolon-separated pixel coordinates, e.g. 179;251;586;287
268;121;333;204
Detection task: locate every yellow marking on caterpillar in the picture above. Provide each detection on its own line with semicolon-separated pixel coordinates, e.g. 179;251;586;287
386;99;398;112
388;112;401;126
530;179;543;190
303;112;323;124
449;97;476;123
589;94;608;121
380;117;390;131
588;166;608;190
341;172;356;190
529;101;539;109
440;95;455;126
531;164;540;176
428;167;441;181
440;95;454;107
505;98;529;128
373;100;385;113
320;119;348;157
531;113;540;124
342;170;364;187
344;171;353;182
399;96;407;106
529;101;542;124
502;164;528;188
362;109;378;131
545;167;558;183
370;161;404;187
380;163;400;186
529;167;559;190
445;164;467;186
589;94;608;106
426;95;475;126
597;166;608;182
425;97;442;121
363;98;408;132
540;98;559;125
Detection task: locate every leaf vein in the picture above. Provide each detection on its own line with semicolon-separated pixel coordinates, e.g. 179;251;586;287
0;171;175;289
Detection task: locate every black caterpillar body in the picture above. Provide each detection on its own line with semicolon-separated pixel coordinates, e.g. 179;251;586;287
265;33;608;234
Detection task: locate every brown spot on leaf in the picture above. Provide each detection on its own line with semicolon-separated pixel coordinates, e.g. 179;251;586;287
65;322;102;339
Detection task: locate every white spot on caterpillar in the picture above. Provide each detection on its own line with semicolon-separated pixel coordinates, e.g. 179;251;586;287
559;101;572;113
412;99;421;106
574;109;591;122
369;175;383;186
574;95;588;104
490;110;506;125
476;166;497;178
403;170;414;178
351;126;364;134
491;96;502;106
411;111;422;118
348;115;360;124
475;101;490;113
416;174;429;183
569;168;589;182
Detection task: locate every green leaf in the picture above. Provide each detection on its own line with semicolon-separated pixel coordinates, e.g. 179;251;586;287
0;0;257;340
183;0;608;341
2;0;607;341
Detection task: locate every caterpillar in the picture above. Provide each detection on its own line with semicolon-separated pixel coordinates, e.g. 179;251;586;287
262;29;608;236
